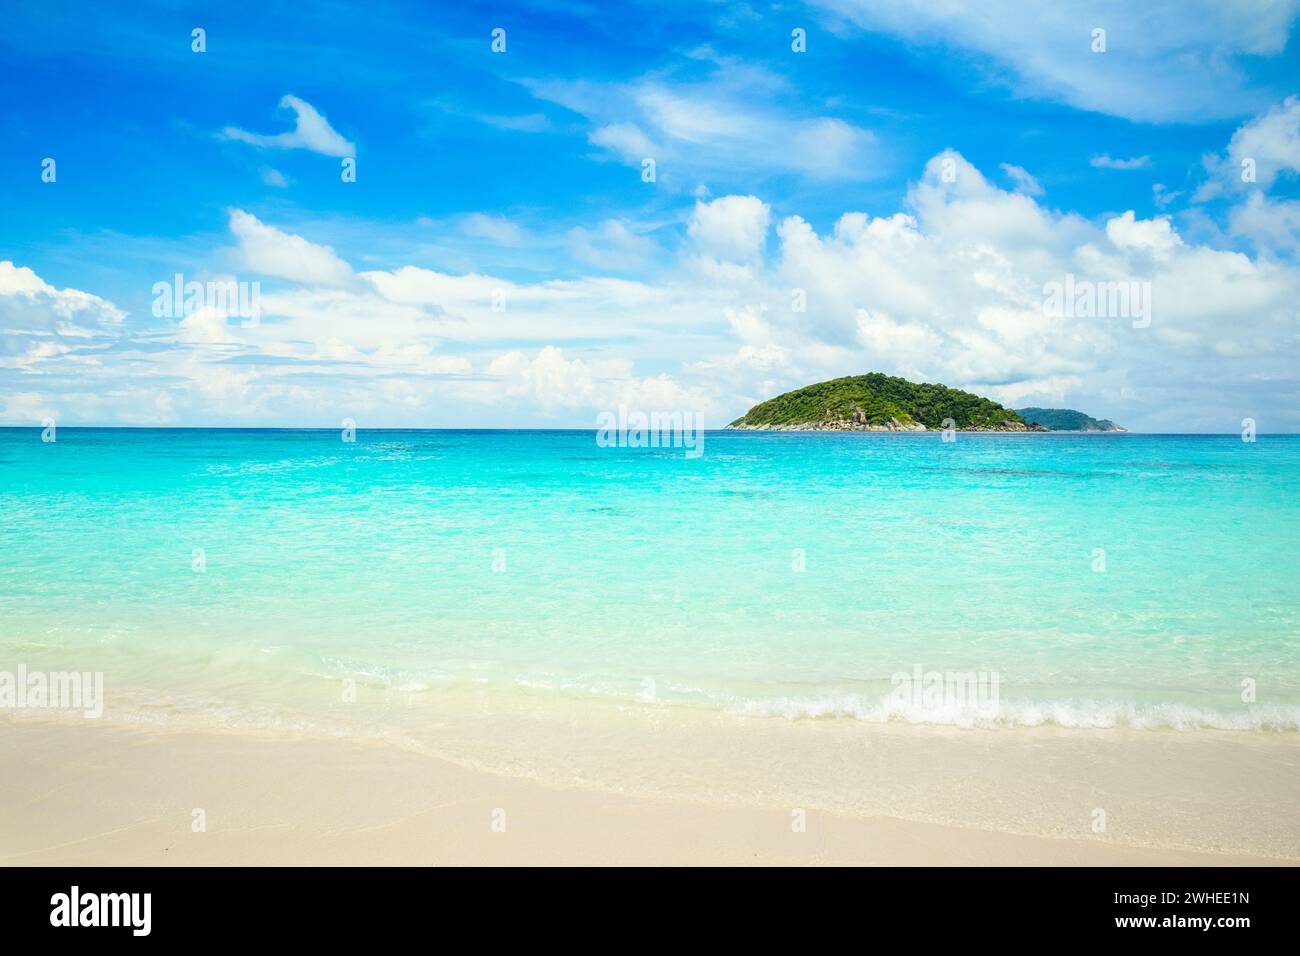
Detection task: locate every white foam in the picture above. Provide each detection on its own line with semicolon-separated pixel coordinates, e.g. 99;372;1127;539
733;693;1300;731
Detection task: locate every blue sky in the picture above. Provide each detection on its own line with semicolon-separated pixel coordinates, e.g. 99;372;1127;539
2;0;1299;430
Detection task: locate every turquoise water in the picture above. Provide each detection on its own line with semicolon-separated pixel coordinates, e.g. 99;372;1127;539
1;428;1297;731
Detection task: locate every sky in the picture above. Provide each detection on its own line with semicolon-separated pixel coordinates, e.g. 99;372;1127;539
1;0;1298;431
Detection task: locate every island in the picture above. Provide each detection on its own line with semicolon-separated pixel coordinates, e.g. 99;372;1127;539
727;373;1047;431
1015;408;1126;432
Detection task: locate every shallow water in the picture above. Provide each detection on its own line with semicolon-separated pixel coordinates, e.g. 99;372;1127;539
2;428;1297;732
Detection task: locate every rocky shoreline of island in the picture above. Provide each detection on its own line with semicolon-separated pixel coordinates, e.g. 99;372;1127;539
727;417;1047;432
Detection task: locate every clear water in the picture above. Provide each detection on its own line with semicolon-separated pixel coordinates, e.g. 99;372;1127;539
2;428;1297;732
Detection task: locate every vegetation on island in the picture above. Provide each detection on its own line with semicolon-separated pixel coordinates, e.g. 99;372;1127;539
728;373;1032;430
1015;408;1126;432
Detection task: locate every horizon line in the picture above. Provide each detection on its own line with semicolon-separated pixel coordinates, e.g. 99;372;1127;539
2;425;1292;436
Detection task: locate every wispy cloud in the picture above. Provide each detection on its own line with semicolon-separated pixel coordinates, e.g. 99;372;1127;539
811;0;1299;122
567;220;657;271
529;57;879;183
1091;154;1151;170
460;213;527;246
222;95;354;157
1000;163;1043;195
1152;183;1182;208
479;112;551;133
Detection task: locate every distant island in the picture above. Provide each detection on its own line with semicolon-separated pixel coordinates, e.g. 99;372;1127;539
728;373;1046;431
1015;408;1126;432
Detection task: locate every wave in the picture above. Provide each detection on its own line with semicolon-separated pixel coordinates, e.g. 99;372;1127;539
304;659;1300;732
733;693;1300;731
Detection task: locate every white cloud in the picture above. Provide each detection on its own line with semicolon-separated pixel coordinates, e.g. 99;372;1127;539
1152;183;1183;208
811;0;1298;122
229;209;354;286
725;304;773;344
1194;96;1300;207
589;122;657;161
532;59;878;181
1229;191;1300;253
222;95;354;157
1091;154;1151;170
1225;95;1300;189
751;150;1300;429
9;140;1300;430
0;390;58;422
0;261;123;371
485;345;713;416
999;163;1043;195
478;113;550;133
983;375;1085;407
568;220;657;271
461;213;527;246
177;306;237;344
688;195;771;262
1105;211;1184;260
855;309;943;362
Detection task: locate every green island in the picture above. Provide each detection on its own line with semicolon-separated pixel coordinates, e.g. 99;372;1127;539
1015;408;1126;432
728;373;1044;431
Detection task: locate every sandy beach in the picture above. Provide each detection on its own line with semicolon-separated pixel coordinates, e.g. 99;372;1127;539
2;715;1294;866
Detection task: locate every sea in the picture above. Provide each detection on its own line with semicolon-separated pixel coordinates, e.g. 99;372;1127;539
2;427;1297;735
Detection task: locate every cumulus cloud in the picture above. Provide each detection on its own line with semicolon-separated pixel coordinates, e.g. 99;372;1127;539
1105;211;1184;260
1191;96;1300;260
1224;95;1300;190
688;195;771;262
1196;96;1300;202
229;209;354;286
1229;192;1300;253
486;345;714;417
0;261;123;372
222;95;354;157
7;141;1300;430
749;149;1300;430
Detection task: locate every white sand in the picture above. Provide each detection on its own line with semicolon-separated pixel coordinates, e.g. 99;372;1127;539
1;717;1294;866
